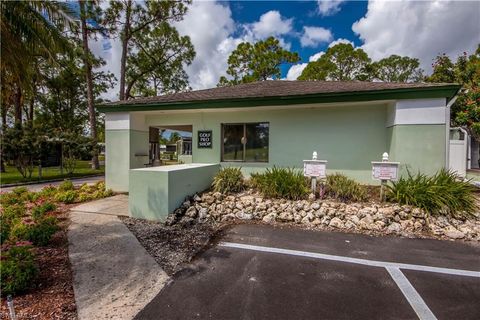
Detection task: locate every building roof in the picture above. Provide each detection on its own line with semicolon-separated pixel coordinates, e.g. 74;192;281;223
99;80;461;112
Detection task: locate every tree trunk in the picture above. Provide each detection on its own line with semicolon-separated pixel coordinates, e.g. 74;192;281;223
119;0;132;101
14;84;22;126
80;0;99;169
0;101;6;173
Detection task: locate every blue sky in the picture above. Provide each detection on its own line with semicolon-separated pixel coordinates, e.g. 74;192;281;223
92;0;480;100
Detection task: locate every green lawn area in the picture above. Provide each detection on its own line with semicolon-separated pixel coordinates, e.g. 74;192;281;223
1;160;104;185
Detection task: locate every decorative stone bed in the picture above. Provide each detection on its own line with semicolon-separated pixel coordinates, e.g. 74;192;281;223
166;189;480;241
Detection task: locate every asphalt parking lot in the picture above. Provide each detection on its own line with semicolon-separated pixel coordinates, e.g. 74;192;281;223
136;224;480;320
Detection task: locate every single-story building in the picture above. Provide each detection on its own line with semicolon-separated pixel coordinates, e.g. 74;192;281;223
98;80;460;220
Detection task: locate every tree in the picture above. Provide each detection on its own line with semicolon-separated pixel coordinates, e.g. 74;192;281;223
425;54;457;83
79;0;102;169
299;43;371;81
104;0;192;100
371;55;424;82
125;20;195;99
218;37;300;86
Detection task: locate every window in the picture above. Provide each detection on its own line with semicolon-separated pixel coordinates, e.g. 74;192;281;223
222;123;269;162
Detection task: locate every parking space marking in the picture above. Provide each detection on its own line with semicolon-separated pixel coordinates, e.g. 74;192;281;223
386;267;437;320
220;242;480;278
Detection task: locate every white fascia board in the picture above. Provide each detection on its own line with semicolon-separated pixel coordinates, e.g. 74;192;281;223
388;98;447;127
105;112;130;130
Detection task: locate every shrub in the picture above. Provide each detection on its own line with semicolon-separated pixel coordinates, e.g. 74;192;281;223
0;192;24;207
54;190;77;204
26;217;59;246
31;202;56;220
212;167;245;194
325;173;368;202
10;217;59;246
0;244;37;295
251;167;308;200
58;180;74;191
387;169;477;219
37;186;58;198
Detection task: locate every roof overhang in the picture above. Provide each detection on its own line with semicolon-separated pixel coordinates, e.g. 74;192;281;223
98;85;461;113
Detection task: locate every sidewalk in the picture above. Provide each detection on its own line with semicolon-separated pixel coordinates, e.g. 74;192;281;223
1;175;105;192
69;197;168;320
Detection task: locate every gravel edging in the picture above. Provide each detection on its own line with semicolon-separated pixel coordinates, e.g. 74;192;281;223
120;217;225;276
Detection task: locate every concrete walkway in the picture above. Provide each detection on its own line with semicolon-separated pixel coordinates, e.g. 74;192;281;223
1;175;104;192
69;197;168;320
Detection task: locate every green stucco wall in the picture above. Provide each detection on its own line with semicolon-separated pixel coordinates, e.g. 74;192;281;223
129;164;220;220
388;124;446;176
145;105;388;183
105;129;149;192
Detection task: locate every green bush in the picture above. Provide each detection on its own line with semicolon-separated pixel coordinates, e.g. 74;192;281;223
251;167;308;200
27;217;60;246
37;186;58;198
31;202;57;220
212;167;245;194
325;173;368;202
0;245;37;296
0;191;24;207
387;169;477;218
54;190;77;204
58;180;74;191
10;217;59;246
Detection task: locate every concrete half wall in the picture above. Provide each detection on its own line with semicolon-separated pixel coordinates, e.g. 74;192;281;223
129;163;220;221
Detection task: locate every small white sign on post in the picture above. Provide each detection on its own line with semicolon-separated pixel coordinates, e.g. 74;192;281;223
304;152;327;195
371;152;400;202
303;160;327;178
371;162;399;181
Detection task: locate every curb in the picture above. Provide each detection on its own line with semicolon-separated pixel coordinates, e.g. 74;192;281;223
1;174;105;188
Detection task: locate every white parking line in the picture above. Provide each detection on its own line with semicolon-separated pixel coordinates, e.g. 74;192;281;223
220;241;480;320
219;242;480;278
386;267;437;320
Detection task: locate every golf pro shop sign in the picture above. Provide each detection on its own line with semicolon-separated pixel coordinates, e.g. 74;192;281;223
198;130;212;148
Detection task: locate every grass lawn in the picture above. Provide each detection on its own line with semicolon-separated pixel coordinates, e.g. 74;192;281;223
1;160;104;185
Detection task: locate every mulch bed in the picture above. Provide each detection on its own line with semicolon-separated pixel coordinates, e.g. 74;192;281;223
1;207;76;320
120;217;225;275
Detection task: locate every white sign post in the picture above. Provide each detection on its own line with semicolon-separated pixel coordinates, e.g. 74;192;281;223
371;152;400;202
304;151;327;195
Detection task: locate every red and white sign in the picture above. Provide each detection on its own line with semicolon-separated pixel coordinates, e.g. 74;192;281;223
371;162;399;181
303;160;327;178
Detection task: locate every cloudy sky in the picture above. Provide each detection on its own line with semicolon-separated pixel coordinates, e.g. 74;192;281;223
92;0;480;100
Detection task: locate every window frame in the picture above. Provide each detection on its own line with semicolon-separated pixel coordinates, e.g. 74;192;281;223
221;122;269;163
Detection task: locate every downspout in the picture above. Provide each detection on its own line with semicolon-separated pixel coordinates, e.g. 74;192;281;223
445;94;459;169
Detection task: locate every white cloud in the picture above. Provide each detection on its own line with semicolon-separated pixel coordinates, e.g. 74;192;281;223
286;63;308;80
177;6;295;89
328;38;354;48
175;1;236;90
317;0;345;16
300;26;333;47
352;0;480;72
286;51;326;80
250;10;293;39
90;35;122;101
309;51;325;62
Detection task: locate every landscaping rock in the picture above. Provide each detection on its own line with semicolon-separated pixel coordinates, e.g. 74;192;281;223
166;189;479;242
444;226;465;239
329;217;344;229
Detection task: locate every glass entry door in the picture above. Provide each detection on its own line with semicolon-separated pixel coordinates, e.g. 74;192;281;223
222;123;269;162
222;124;244;161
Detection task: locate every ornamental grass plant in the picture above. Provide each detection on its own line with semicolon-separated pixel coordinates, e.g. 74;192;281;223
251;167;309;200
386;169;477;219
212;167;245;194
325;173;368;202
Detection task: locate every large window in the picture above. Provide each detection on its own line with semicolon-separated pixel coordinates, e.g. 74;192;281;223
222;123;269;162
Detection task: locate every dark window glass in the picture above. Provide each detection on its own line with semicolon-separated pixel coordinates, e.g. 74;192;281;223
222;124;244;161
222;123;269;162
245;123;269;162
